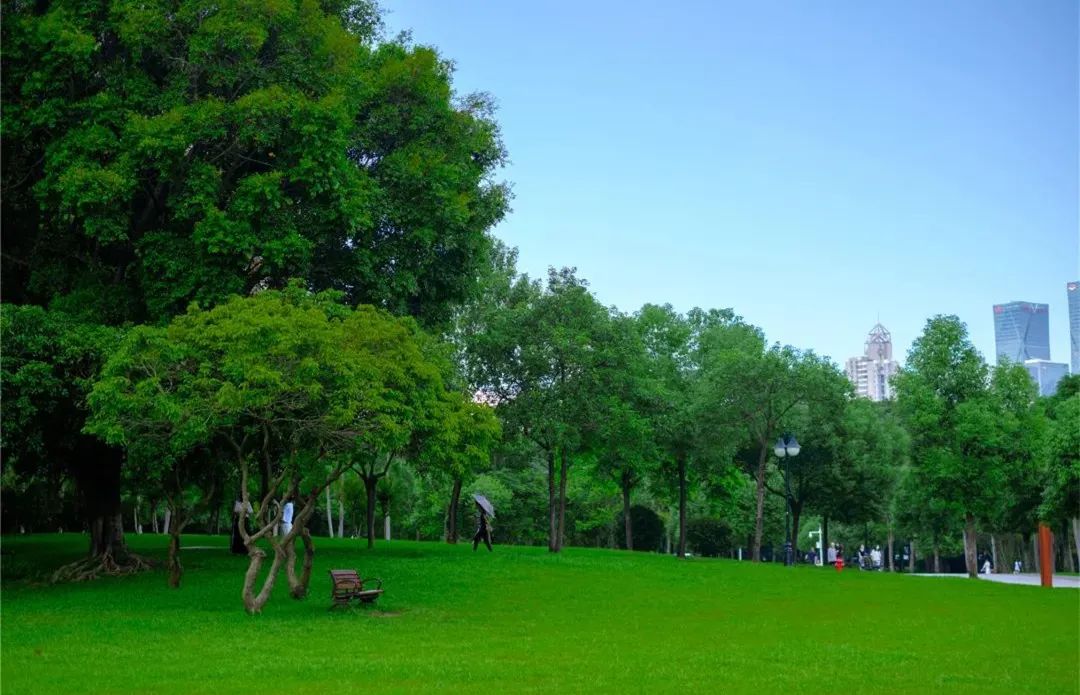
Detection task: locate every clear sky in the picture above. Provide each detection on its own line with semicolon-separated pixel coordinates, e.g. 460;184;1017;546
385;0;1079;368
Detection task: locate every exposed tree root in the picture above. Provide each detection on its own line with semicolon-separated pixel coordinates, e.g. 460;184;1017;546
51;552;152;584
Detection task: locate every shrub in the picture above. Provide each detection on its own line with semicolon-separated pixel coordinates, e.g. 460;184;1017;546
616;505;664;552
686;518;734;557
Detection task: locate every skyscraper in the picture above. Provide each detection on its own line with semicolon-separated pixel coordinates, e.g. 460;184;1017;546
992;301;1050;364
1024;359;1070;397
1069;281;1079;374
845;323;899;401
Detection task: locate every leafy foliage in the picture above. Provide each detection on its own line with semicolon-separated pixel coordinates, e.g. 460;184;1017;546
2;0;508;327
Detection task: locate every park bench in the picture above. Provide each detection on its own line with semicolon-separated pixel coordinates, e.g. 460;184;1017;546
329;569;383;607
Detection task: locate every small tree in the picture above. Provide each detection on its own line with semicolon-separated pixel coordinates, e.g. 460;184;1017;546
87;287;457;611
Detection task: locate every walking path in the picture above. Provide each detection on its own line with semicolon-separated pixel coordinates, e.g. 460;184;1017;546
913;572;1080;588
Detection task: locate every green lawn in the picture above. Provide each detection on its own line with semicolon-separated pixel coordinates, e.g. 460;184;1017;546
2;534;1077;694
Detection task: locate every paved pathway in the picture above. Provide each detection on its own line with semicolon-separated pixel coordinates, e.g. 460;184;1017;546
913;572;1080;588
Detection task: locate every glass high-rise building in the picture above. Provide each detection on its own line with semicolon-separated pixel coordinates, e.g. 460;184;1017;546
1069;281;1079;374
1024;359;1070;397
993;301;1050;364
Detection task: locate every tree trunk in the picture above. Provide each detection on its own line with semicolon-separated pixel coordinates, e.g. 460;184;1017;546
211;498;222;536
547;450;558;553
621;472;633;551
53;443;149;582
887;527;894;572
933;545;940;573
364;476;377;549
167;529;182;588
991;534;999;574
751;442;768;562
242;545;285;614
556;450;569;552
337;499;344;539
822;515;829;563
447;477;462;544
163;508;171;535
325;487;334;538
285;526;315;599
1031;533;1039;573
908;540;915;573
384;514;391;541
1072;518;1080;572
151;506;159;534
677;454;687;559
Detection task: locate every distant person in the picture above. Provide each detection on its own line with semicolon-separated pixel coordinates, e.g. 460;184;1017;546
472;501;493;552
1013;559;1022;574
871;546;882;570
835;545;845;572
281;497;294;537
981;557;992;574
231;498;253;554
827;543;837;566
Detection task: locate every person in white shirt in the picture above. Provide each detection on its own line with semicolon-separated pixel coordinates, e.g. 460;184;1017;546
281;498;295;537
870;546;882;570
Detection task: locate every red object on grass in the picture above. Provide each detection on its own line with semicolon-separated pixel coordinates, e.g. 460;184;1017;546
1038;524;1053;588
835;557;844;572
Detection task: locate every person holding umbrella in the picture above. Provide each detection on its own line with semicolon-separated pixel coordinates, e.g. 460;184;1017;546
472;494;495;552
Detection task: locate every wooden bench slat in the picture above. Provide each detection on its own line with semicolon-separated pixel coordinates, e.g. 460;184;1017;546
329;568;382;607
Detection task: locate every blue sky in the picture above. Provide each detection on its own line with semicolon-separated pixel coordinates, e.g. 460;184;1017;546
386;1;1079;367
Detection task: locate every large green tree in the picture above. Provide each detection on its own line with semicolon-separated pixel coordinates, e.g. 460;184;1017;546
697;320;839;562
2;0;508;326
467;267;612;552
592;312;657;551
893;315;1015;577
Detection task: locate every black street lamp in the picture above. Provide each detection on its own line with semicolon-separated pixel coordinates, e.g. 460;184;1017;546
774;434;801;567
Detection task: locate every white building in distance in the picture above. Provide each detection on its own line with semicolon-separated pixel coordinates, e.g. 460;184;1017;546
845;323;899;401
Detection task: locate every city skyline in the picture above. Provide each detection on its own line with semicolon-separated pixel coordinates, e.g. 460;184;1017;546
385;1;1078;371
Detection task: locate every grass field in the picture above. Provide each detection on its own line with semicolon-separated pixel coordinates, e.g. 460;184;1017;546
2;534;1077;694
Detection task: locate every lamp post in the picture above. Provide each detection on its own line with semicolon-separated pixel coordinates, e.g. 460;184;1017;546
774;434;800;567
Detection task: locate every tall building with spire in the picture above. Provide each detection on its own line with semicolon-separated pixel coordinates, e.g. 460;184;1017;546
845;323;899;401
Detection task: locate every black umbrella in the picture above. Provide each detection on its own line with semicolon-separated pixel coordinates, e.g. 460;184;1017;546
472;493;495;518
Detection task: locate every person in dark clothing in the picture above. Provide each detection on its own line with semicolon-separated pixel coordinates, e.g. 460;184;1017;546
231;498;252;554
472;502;493;552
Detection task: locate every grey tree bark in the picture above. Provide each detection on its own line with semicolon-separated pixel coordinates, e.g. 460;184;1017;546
751;443;768;562
325;487;334;538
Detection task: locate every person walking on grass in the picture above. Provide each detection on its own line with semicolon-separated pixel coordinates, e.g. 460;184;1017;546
472;493;495;552
472;501;493;551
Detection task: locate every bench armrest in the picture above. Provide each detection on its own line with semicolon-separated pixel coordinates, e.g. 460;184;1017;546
363;577;383;590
